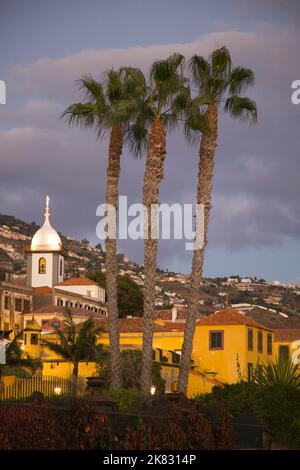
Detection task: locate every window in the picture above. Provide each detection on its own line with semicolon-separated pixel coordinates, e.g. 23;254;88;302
30;334;38;345
15;298;22;312
209;331;224;350
247;328;253;351
258;330;263;353
52;321;60;328
4;295;9;310
248;363;253;382
279;345;289;361
23;300;30;313
59;258;63;276
267;332;272;355
38;257;46;274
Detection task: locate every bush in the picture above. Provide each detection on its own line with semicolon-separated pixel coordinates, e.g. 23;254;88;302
103;350;165;394
194;381;300;449
0;397;237;450
107;388;147;413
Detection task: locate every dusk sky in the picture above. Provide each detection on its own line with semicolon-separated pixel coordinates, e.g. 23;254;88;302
0;0;300;283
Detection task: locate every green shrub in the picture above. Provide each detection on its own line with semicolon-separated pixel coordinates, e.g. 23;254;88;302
1;367;32;378
107;388;147;413
194;381;300;449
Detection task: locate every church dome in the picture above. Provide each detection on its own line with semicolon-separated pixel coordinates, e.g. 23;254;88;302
31;196;62;252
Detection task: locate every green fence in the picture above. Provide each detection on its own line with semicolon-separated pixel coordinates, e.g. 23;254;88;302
0;375;85;402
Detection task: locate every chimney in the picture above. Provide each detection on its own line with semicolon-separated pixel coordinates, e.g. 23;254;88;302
171;306;177;322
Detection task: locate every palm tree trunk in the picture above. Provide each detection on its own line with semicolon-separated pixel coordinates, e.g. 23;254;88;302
178;104;218;394
105;125;123;389
141;118;166;395
72;361;79;378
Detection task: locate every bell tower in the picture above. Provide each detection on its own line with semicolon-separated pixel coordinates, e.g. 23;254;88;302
27;196;65;288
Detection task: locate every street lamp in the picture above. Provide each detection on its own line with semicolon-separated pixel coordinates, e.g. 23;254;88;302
150;386;156;396
54;386;62;396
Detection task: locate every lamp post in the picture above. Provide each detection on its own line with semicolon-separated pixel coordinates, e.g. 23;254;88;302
54;386;62;397
150;385;156;407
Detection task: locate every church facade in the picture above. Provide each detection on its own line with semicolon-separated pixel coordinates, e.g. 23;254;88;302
0;196;106;336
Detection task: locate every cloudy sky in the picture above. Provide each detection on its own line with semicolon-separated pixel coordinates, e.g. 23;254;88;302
0;0;300;282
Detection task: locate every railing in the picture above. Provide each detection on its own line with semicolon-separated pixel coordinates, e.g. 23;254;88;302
0;375;85;402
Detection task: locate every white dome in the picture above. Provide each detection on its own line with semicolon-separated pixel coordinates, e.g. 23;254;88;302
31;196;62;252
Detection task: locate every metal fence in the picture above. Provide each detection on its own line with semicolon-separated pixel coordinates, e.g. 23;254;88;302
0;375;85;402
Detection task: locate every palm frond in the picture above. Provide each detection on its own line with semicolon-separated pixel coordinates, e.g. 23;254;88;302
106;69;123;101
125;119;148;157
224;95;257;124
210;46;231;78
254;358;300;388
61;103;99;128
77;74;106;105
188;55;210;90
150;52;184;85
120;67;147;93
229;67;255;94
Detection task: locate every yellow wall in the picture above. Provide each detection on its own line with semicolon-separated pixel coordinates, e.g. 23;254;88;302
100;331;183;353
43;361;97;379
187;370;220;397
192;324;273;384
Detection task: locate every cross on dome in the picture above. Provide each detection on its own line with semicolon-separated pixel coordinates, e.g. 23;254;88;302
31;196;62;252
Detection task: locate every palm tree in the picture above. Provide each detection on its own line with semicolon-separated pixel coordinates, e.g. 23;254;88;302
0;331;40;389
44;309;104;378
119;54;206;394
254;358;300;388
178;46;257;394
62;71;143;389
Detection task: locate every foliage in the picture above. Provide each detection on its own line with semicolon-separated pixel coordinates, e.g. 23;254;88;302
254;357;300;388
88;271;143;317
44;309;106;377
1;367;32;378
0;396;236;450
0;330;41;382
194;380;300;449
120;397;235;450
0;400;116;450
102;350;165;394
106;387;147;413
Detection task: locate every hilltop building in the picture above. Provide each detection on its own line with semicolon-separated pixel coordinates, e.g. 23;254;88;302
0;197;106;335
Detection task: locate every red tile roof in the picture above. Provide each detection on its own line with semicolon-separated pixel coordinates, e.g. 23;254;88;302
274;329;300;342
55;277;98;287
162;321;186;331
197;308;272;330
91;317;175;334
154;308;187;321
33;286;53;295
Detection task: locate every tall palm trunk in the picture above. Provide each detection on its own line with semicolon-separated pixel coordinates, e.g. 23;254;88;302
141;118;166;395
105;125;123;389
72;361;79;378
178;104;218;394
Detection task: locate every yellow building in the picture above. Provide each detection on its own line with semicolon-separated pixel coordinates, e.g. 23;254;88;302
273;329;300;364
192;308;274;385
19;307;300;398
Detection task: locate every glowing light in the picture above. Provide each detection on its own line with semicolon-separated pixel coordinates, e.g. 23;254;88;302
54;386;62;396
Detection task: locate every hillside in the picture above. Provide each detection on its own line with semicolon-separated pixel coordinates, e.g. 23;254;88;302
1;213;300;315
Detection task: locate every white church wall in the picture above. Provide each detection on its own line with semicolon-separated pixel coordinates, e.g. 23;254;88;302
31;252;54;288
